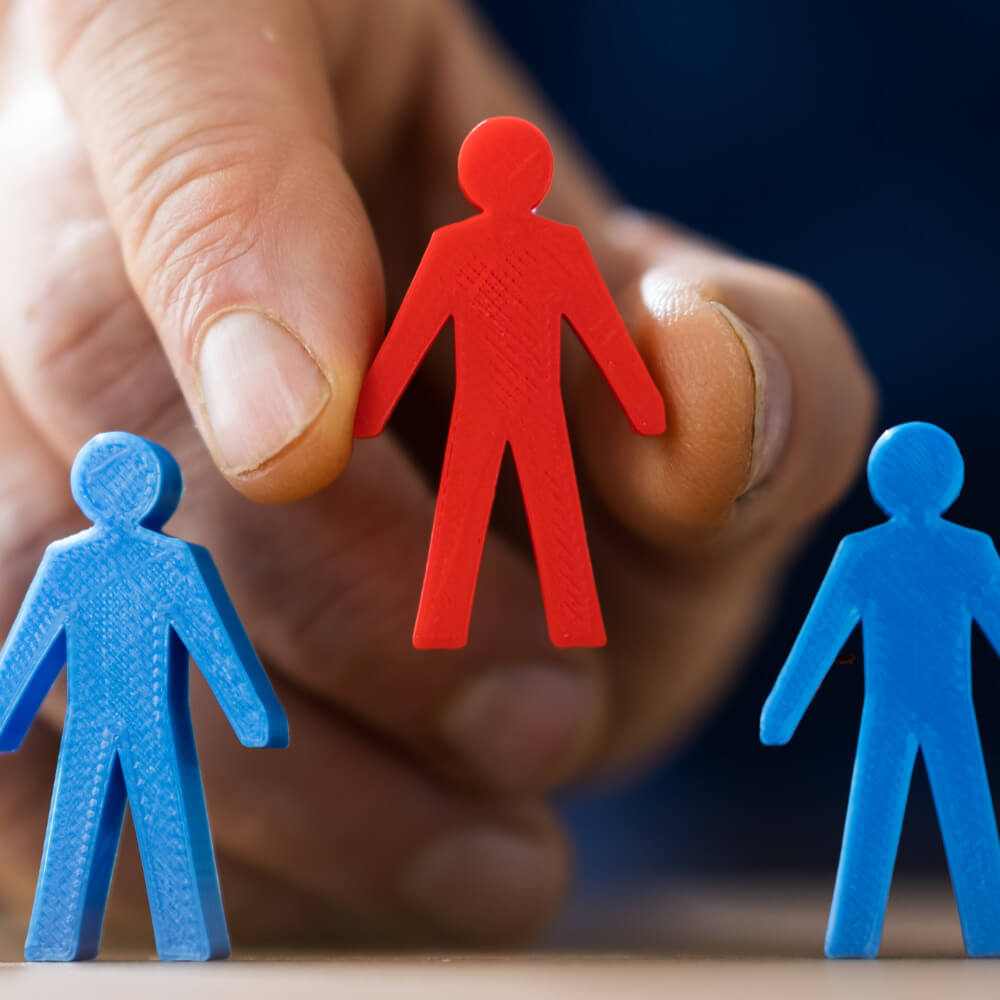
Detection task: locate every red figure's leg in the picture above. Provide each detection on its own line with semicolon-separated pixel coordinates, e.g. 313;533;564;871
414;418;506;649
510;413;606;647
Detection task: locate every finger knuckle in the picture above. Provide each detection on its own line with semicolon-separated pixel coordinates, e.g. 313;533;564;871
37;0;107;69
115;123;267;353
0;487;69;634
777;272;879;515
773;270;842;335
16;224;183;444
776;270;877;407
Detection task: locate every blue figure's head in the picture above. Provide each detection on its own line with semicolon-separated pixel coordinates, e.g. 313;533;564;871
71;432;182;530
868;422;964;521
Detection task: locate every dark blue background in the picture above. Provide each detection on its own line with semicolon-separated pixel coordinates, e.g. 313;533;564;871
473;0;1000;887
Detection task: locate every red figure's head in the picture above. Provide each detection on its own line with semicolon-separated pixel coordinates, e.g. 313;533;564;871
458;116;554;213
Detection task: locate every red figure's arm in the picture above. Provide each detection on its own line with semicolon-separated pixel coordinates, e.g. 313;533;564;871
354;233;453;438
561;229;666;436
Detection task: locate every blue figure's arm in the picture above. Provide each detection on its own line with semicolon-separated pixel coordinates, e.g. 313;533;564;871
970;537;1000;657
0;549;69;751
171;544;288;748
760;539;861;746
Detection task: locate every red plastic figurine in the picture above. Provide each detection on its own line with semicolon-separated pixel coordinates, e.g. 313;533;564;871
354;116;666;649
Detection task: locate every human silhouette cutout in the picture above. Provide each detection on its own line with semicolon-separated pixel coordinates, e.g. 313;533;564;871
761;422;1000;958
0;432;288;961
354;116;666;648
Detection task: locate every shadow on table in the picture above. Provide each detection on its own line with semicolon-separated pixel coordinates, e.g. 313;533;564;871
550;878;967;959
0;878;967;961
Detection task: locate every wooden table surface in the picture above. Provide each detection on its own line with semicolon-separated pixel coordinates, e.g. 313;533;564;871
2;955;998;1000
0;879;995;997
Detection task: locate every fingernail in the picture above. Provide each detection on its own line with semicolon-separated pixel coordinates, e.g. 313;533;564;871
440;665;602;790
197;310;330;476
401;828;564;941
711;301;793;492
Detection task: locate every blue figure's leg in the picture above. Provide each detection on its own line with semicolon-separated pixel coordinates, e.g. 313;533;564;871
118;717;230;961
25;723;126;961
826;710;918;958
922;718;1000;956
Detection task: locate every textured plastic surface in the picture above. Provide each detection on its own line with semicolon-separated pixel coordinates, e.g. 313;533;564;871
355;116;666;649
0;432;288;962
761;422;1000;958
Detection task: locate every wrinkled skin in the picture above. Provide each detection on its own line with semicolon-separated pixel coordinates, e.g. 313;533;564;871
0;0;875;949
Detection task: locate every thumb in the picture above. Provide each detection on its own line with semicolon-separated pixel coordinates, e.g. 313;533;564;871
39;0;384;501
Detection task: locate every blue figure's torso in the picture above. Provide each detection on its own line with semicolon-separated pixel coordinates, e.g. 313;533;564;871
846;519;995;727
52;528;192;736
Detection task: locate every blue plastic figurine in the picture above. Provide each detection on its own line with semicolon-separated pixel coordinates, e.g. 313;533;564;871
0;432;288;962
761;422;1000;958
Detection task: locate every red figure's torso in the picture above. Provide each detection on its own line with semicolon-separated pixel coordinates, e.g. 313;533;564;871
441;211;577;431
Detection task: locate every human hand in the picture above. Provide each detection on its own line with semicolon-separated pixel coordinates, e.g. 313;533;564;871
0;0;875;950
